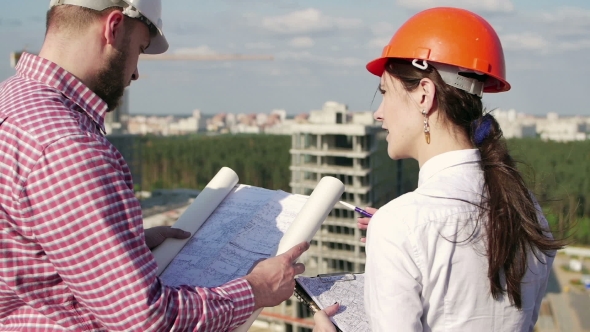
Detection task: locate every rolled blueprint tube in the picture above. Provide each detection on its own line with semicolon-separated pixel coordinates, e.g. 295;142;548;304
151;167;239;276
233;176;345;332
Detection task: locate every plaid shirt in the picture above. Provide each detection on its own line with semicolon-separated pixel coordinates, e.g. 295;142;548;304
0;53;255;331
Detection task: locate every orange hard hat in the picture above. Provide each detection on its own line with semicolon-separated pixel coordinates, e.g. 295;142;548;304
366;7;510;93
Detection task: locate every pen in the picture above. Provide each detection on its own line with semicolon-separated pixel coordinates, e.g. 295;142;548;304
339;201;373;218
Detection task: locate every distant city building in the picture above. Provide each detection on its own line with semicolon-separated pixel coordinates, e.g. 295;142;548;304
491;109;537;139
105;88;131;135
492;109;589;142
536;112;588;142
271;109;287;122
125;107;309;136
123;105;589;142
168;110;207;135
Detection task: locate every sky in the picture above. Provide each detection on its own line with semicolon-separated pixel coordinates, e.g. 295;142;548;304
1;0;590;116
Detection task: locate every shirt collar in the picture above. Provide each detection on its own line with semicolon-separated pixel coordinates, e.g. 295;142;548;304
16;52;108;134
418;149;481;187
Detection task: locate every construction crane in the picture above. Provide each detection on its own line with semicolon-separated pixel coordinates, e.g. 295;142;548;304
10;51;274;68
8;49;275;134
139;53;274;61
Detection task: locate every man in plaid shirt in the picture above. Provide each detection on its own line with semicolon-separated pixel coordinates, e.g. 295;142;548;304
0;1;309;331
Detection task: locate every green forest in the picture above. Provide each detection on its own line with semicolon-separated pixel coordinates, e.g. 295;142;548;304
122;134;590;246
508;139;590;246
137;134;291;191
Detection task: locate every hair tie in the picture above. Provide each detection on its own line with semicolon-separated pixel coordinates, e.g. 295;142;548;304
473;114;493;146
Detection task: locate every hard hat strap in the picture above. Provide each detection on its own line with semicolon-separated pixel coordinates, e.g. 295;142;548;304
411;59;485;97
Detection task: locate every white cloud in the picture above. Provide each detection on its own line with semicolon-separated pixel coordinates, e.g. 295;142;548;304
498;7;590;55
507;59;544;72
534;7;590;37
174;45;218;55
368;22;395;49
257;8;362;35
263;67;314;77
555;39;590;51
368;37;390;49
245;42;275;50
502;32;590;54
289;37;315;48
396;0;514;13
277;51;363;67
536;7;590;24
501;33;550;53
370;22;396;36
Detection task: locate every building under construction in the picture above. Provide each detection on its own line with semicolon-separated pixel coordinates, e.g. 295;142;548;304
254;102;419;332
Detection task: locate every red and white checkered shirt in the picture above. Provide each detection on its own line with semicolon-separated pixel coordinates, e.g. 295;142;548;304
0;53;256;331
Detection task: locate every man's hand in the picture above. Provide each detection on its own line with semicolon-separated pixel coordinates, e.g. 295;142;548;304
357;207;378;243
244;241;310;310
144;226;191;250
313;302;340;332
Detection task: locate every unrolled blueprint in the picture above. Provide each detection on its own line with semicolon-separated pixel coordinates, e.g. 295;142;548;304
296;273;370;332
160;185;308;287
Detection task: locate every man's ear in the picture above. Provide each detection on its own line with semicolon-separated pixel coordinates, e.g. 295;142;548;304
103;10;126;47
418;78;436;115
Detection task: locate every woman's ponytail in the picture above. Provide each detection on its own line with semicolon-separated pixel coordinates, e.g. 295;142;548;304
473;114;565;308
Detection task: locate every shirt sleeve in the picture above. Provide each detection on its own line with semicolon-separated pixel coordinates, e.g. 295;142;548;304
19;135;255;331
364;209;423;332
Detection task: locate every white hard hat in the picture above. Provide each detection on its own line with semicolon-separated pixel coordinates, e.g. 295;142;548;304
49;0;168;54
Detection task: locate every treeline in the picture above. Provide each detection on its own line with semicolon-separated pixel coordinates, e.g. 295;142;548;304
131;134;590;245
138;134;292;191
508;138;590;245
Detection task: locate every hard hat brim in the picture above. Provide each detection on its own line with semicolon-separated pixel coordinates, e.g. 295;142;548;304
144;32;169;54
366;57;388;77
365;56;511;93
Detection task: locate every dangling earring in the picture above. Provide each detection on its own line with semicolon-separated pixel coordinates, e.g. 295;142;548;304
422;110;430;144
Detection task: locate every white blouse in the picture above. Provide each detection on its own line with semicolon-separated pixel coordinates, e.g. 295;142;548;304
365;149;553;332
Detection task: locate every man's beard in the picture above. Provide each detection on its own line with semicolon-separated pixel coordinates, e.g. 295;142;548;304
94;47;129;112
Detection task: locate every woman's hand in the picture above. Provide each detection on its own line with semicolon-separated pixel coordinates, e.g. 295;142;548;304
357;207;378;243
313;302;340;332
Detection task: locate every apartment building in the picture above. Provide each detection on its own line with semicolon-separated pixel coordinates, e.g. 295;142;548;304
289;101;395;276
254;102;419;332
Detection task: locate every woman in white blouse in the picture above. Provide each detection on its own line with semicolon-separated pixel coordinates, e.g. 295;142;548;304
313;7;563;332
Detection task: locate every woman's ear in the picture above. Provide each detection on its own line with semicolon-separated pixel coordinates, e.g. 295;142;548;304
418;78;436;115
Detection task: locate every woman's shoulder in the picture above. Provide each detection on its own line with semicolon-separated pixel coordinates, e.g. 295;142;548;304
373;189;480;240
371;192;435;236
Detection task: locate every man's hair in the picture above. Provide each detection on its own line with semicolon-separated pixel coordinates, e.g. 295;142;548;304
45;5;134;36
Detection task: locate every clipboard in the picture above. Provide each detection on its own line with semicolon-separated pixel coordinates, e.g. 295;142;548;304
295;272;368;332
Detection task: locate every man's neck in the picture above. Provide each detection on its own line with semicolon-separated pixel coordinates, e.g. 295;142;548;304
39;33;101;90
